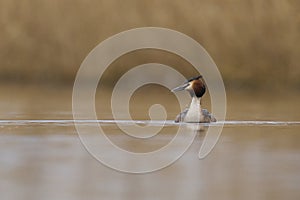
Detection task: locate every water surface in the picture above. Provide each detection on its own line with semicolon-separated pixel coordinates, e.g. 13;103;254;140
1;86;300;200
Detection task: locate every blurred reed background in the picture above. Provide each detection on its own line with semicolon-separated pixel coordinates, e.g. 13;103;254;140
1;3;300;199
1;0;299;91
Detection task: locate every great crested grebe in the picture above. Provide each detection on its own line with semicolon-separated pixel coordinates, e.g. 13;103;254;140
171;75;216;123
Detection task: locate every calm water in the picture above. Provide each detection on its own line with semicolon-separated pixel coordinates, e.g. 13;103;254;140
1;85;300;200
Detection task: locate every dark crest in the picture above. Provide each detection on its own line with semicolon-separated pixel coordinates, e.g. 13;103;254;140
186;75;203;83
187;75;206;98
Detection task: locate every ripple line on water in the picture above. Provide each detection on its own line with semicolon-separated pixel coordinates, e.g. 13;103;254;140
0;119;300;127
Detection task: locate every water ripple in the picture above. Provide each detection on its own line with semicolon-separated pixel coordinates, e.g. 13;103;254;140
0;120;299;127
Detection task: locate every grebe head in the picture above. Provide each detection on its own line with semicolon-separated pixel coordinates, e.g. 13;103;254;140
171;75;206;98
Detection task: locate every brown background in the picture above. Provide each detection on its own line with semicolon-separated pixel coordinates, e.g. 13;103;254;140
1;0;299;91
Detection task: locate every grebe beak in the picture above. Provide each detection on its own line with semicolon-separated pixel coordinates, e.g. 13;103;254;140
171;83;189;92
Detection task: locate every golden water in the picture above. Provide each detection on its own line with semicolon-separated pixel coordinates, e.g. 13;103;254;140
1;85;300;200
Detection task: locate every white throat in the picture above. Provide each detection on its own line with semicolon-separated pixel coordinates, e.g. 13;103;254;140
184;97;202;122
